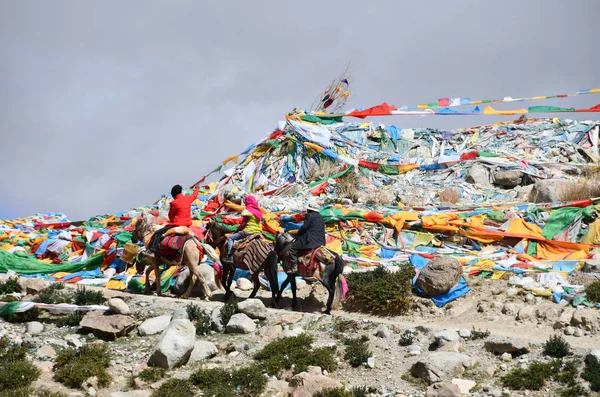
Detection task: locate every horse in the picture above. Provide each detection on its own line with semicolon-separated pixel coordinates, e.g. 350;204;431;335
204;219;279;302
273;232;345;315
131;213;218;300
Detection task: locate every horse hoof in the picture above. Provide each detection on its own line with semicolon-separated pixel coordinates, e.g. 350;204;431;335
323;309;332;315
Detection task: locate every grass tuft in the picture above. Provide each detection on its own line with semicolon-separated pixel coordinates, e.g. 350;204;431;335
138;367;167;383
73;286;105;306
54;343;112;389
0;336;41;393
543;335;571;358
343;336;371;368
151;378;195;397
190;364;267;397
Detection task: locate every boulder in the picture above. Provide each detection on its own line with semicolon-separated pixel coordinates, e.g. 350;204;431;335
281;314;303;325
226;313;257;334
530;179;573;203
416;257;462;296
426;382;461;397
465;163;491;187
484;338;530;355
26;321;44;335
585;349;600;366
411;352;474;384
108;298;131;315
289;371;343;397
188;340;218;364
211;307;224;333
435;330;460;343
147;319;196;369
451;379;476;394
259;324;283;341
571;309;598;331
237;299;267;320
517;306;536;321
80;311;136;338
458;329;471;339
374;325;392;339
18;278;48;295
172;307;189;320
554;307;575;329
36;345;56;359
493;170;523;187
138;315;171;336
172;264;219;297
236;278;254;291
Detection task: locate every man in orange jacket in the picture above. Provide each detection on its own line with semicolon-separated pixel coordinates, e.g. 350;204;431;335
146;184;199;256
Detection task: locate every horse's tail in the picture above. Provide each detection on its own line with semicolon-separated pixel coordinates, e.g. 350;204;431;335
332;255;347;310
199;242;223;291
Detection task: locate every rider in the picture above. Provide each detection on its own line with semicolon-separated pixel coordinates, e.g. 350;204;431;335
225;195;263;262
146;184;199;257
287;205;326;268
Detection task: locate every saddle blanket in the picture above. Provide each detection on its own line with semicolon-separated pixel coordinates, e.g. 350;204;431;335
233;235;271;274
285;246;336;281
158;235;191;265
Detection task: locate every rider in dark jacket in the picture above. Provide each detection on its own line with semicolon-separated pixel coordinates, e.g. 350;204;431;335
288;205;326;267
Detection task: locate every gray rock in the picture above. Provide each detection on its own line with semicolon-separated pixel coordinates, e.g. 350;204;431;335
484;338;530;355
237;299;267;320
435;330;460;343
283;327;305;338
138;315;171;336
458;329;471;339
416;257;463;296
530;179;573;203
465;163;491;187
26;321;44;335
564;326;575;336
288;371;343;397
375;325;392;338
493;170;523;188
554;308;575;329
410;352;474;384
36;344;57;359
573;328;583;337
172;307;189;320
211;308;224;333
108;298;131;315
585;349;600;366
426;382;462;397
172;264;219;297
517;306;536;321
226;313;257;334
505;287;519;298
147;319;196;369
571;309;598;331
501;352;512;362
188;340;218;363
367;357;375;368
18;278;49;295
236;278;254;291
66;336;83;349
524;293;535;303
80;311;136;338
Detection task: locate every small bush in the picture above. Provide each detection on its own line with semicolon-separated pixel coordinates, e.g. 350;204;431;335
139;367;167;383
502;361;555;390
38;390;68;397
344;265;415;315
0;277;19;294
313;388;354;397
54;343;112;389
190;364;267;397
186;304;211;336
55;312;84;328
186;304;203;321
583;358;600;392
584;281;600;304
398;330;416;347
469;327;491;340
6;307;43;323
559;385;589;397
331;318;361;339
73;286;105;306
543;335;571;358
438;187;461;204
343;336;371;368
0;336;41;392
35;283;71;304
151;378;195;397
0;387;32;397
254;333;337;376
220;300;238;327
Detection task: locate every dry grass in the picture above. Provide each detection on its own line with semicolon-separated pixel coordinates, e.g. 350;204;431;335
559;180;600;201
336;171;361;203
360;187;396;206
437;187;461;204
306;159;340;183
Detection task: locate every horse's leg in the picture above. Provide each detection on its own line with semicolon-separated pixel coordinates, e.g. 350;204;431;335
324;282;335;315
265;252;279;307
225;264;236;301
144;265;153;294
249;272;260;299
276;274;292;304
150;257;162;296
290;276;298;311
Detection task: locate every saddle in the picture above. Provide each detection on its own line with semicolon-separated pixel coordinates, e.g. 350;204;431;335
284;246;336;281
230;234;262;268
156;227;197;265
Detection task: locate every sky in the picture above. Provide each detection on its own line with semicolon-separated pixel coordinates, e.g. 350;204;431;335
1;1;599;221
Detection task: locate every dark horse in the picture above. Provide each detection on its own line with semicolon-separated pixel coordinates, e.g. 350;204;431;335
273;232;345;315
204;220;279;302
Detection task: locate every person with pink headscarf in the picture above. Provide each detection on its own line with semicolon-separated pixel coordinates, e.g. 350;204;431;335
225;195;263;262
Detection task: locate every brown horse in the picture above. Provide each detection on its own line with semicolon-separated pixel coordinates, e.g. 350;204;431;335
131;213;219;300
204;220;279;303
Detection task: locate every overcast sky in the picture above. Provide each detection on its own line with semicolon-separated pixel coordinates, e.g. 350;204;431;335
1;1;599;220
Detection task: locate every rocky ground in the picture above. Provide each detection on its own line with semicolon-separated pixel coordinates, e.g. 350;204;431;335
1;276;599;397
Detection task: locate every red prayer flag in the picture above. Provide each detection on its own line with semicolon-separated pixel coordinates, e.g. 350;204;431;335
438;98;449;107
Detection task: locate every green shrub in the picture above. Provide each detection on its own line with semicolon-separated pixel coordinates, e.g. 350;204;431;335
55;312;83;328
151;378;195;397
139;367;167;383
185;304;211;336
398;330;416;347
7;307;43;323
313;388;354;397
343;336;371;368
559;384;589;397
584;281;600;303
344;265;415;315
38;390;68;397
0;336;41;392
582;358;600;392
190;364;267;397
0;295;19;303
0;277;19;294
543;335;571;358
0;387;32;397
469;327;491;340
54;343;112;389
220;300;238;327
186;304;203;321
502;361;555;390
254;333;337;376
73;286;105;306
35;283;71;304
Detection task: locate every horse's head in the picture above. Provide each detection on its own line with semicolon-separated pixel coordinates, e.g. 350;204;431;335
131;212;155;244
203;219;227;247
274;231;294;255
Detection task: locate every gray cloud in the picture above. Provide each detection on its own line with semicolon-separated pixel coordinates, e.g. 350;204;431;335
1;0;599;220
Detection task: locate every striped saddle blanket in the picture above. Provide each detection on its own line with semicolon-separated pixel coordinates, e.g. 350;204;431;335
286;246;336;281
233;236;272;274
158;235;192;265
